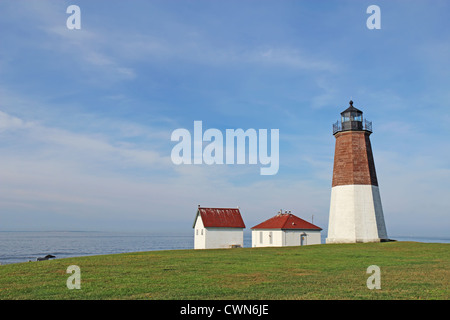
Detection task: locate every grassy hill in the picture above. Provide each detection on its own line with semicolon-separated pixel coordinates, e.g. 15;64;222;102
0;241;448;300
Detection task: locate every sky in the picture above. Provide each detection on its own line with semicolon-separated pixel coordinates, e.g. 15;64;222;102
0;0;449;237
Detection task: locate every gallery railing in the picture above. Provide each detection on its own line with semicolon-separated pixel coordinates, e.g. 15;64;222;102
333;119;372;134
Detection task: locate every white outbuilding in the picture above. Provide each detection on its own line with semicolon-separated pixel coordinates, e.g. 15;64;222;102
251;211;322;247
193;206;246;249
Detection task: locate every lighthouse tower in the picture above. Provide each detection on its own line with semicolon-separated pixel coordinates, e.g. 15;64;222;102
326;101;388;243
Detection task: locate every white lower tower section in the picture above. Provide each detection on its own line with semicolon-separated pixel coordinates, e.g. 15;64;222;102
326;185;388;243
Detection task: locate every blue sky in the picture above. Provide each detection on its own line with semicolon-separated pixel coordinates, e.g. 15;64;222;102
0;0;449;237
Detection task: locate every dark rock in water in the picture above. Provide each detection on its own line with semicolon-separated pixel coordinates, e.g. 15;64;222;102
36;254;56;261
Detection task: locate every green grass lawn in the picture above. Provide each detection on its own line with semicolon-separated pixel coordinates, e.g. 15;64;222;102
0;241;448;300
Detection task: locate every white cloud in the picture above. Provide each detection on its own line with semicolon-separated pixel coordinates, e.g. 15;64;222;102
251;47;339;72
0;110;31;132
0;110;170;170
5;1;138;84
0;109;332;231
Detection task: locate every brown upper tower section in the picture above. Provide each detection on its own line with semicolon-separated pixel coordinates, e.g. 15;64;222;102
331;101;378;187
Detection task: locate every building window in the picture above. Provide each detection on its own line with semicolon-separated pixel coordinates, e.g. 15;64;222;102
260;231;263;244
196;229;198;235
269;232;273;244
201;229;203;235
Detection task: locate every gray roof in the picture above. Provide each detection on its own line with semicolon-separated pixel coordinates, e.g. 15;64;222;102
340;100;362;115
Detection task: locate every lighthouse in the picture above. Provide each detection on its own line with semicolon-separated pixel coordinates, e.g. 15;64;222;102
326;101;388;243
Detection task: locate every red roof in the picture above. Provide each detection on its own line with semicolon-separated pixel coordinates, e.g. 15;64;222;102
194;207;246;228
251;213;322;230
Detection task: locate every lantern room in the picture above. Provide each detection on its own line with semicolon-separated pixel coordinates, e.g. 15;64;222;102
333;100;372;134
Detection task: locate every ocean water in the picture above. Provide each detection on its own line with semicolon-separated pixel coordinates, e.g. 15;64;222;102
0;231;448;265
0;231;195;265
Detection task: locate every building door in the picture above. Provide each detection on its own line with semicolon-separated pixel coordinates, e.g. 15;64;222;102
300;234;306;246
